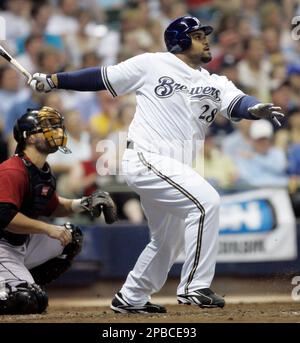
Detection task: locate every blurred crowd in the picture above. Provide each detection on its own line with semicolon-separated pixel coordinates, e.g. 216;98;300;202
0;0;300;220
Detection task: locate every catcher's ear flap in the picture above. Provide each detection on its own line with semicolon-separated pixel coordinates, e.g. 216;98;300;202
13;119;26;154
13;119;22;143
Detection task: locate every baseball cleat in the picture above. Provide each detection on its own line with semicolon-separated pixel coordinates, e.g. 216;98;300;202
177;288;225;308
111;292;167;314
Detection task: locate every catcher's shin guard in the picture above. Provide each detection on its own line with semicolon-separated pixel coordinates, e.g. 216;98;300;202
29;223;83;286
0;282;48;315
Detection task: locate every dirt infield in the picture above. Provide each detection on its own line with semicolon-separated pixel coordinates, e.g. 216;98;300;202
1;278;299;323
1;301;300;323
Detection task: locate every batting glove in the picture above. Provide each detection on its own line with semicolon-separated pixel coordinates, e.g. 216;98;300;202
29;73;57;93
248;103;285;127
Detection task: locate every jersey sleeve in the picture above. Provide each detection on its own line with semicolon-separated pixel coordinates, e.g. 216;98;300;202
0;169;28;209
102;53;148;96
213;74;245;121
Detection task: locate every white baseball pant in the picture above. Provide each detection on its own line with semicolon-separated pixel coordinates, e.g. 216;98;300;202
120;148;220;306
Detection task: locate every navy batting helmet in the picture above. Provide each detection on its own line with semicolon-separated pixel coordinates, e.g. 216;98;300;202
164;16;213;53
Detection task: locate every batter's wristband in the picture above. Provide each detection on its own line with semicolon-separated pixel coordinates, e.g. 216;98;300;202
46;74;56;89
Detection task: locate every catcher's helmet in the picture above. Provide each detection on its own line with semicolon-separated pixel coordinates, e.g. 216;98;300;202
13;106;71;154
164;16;213;53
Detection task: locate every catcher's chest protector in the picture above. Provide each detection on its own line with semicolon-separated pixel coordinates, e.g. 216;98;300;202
20;156;56;218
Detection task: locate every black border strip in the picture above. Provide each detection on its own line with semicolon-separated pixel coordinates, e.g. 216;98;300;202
137;152;205;294
101;66;117;97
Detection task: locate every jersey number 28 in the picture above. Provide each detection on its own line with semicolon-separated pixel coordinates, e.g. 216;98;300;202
198;105;218;123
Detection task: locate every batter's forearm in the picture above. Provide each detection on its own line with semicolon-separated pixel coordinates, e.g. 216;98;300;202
6;213;50;235
52;67;107;91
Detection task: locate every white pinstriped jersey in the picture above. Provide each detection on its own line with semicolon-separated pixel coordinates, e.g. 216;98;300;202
103;52;244;163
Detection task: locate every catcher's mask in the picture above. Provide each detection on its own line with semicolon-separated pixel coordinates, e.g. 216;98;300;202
13;106;71;154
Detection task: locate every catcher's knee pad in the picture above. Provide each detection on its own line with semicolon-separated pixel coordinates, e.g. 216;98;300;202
0;282;48;315
29;224;83;286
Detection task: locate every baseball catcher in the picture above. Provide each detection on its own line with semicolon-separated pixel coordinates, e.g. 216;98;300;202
0;106;117;315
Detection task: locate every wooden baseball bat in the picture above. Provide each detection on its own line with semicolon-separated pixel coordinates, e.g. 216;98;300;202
0;45;32;82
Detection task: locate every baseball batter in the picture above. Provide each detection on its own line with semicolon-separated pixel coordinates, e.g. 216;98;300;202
30;16;284;313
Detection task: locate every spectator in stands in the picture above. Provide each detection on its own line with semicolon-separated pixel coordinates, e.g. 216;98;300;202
147;19;165;52
194;130;238;191
259;2;282;31
210;59;241;139
270;83;296;126
262;27;283;64
64;9;106;67
31;1;65;51
0;66;30;131
209;114;234;142
0;0;31;52
215;12;239;36
120;7;154;59
237;0;260;35
31;1;53;35
219;58;242;88
43;92;65;113
222;120;253;160
207;31;242;73
68;135;99;197
89;91;122;138
286;65;300;109
81;51;102;69
46;0;79;36
236;17;256;47
158;0;188;28
47;109;91;196
262;27;288;90
37;46;64;74
17;35;44;75
237;37;272;102
235;119;288;188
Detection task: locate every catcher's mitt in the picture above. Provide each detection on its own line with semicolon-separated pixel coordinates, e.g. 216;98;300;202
80;190;118;224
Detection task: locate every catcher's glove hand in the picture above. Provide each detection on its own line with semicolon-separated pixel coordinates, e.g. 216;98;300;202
248;103;285;127
80;190;118;224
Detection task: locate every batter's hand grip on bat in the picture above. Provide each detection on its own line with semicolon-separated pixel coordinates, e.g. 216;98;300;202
30;73;57;93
